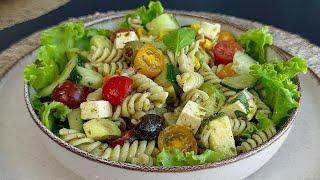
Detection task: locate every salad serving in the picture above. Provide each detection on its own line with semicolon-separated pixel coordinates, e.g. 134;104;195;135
23;1;307;167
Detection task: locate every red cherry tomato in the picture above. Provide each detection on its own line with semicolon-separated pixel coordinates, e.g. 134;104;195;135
110;28;133;43
108;129;134;147
102;76;133;106
211;41;243;65
52;80;90;109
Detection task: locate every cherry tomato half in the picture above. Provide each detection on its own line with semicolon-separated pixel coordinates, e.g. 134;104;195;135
158;125;198;153
212;41;243;65
52;80;90;109
102;76;133;106
217;31;236;42
217;63;236;79
110;28;133;43
108;129;134;147
134;44;164;79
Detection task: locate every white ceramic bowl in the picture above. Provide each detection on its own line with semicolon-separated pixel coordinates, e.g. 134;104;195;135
24;12;300;180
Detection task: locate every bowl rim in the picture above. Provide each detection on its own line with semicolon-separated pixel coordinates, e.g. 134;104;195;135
24;12;301;173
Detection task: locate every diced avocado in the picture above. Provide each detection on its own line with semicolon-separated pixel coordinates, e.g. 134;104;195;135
220;89;257;121
200;82;226;117
75;66;103;89
208;115;236;157
37;51;78;97
67;108;83;132
146;13;179;36
83;119;121;141
196;112;225;148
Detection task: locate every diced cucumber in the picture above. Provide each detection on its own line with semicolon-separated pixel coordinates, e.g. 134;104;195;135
76;66;103;89
221;74;256;90
146;13;179;36
232;51;257;74
37;52;78;97
67;108;83;132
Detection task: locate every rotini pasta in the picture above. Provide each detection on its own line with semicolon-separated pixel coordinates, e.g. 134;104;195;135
176;72;204;92
131;73;169;108
250;90;271;116
236;127;277;153
102;140;157;165
88;35;124;64
95;61;129;76
181;88;209;106
229;118;255;137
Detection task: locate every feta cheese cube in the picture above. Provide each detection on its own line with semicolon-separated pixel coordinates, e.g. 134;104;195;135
176;101;206;134
114;31;139;49
80;100;112;120
198;22;221;41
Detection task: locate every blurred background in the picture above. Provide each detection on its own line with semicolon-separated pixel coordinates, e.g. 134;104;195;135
0;0;319;52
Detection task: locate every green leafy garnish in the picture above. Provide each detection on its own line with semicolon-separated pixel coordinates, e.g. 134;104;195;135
39;101;71;132
256;113;274;130
238;26;273;64
163;27;197;56
250;56;307;127
156;148;226;167
166;63;182;95
120;1;164;28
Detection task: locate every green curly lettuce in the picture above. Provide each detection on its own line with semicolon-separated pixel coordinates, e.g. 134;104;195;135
250;56;307;127
238;26;273;64
156;148;226;167
120;1;164;28
39;101;71;132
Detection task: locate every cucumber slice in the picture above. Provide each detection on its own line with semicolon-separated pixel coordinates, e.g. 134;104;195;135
232;51;257;74
221;74;256;90
76;66;103;89
67;108;83;132
146;13;179;36
37;54;78;97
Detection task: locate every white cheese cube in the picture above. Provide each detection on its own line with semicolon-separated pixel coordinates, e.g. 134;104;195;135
208;115;236;156
114;31;139;49
80;100;112;120
176;101;206;134
198;22;221;41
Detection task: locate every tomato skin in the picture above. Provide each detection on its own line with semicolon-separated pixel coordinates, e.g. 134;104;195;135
108;129;134;147
217;63;236;79
218;31;236;42
102;76;133;106
212;41;243;65
134;44;164;78
52;80;90;109
110;28;133;43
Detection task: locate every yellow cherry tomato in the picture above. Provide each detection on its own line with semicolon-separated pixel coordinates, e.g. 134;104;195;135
134;44;164;78
158;125;198;153
218;31;236;42
217;63;236;79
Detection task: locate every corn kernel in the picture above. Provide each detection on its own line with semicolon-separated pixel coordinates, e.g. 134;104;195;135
191;23;201;31
202;39;213;50
194;57;201;71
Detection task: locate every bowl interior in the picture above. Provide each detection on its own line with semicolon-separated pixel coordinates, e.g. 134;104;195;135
25;13;299;172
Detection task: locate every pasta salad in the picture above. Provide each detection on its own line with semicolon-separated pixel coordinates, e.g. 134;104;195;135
23;1;307;167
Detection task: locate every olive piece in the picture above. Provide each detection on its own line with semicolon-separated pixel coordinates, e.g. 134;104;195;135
134;114;165;140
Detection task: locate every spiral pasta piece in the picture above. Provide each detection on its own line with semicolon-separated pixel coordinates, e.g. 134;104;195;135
131;73;169;108
102;140;157;165
88;36;124;64
127;16;143;29
59;129;107;157
236;127;277;153
229;118;255;137
250;90;271;116
181;88;209;106
176;72;204;92
94;61;129;76
198;63;221;84
112;92;154;121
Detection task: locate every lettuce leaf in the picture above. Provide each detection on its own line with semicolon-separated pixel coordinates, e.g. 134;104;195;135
23;46;60;90
39;101;71;132
120;1;164;28
238;26;273;64
250;56;307;126
156;148;226;167
256;113;274;130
